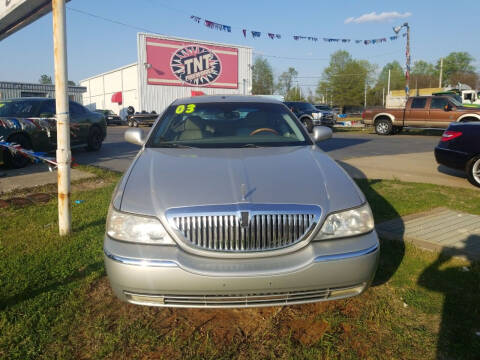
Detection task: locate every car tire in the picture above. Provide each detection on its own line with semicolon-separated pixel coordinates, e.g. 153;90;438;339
467;155;480;187
86;126;103;151
3;133;32;169
375;118;393;135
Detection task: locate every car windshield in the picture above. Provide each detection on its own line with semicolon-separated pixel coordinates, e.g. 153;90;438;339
148;102;311;148
294;103;317;112
0;100;41;117
448;96;463;106
315;105;331;111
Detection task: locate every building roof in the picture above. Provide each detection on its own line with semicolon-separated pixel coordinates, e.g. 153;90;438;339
0;81;86;93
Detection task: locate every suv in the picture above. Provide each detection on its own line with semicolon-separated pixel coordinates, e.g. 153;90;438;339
315;104;337;126
0;98;106;168
284;102;327;132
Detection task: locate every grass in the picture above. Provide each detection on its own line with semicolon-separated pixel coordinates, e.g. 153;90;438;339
0;177;479;359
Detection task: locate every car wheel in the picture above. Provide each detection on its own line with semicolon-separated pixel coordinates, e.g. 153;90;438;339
375;118;392;135
467;155;480;187
86;126;103;151
3;133;32;168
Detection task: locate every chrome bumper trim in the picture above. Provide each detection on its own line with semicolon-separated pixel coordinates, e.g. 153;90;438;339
104;248;179;267
313;243;378;263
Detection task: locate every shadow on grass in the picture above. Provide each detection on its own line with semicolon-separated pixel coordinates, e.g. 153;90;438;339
418;235;480;359
0;261;104;312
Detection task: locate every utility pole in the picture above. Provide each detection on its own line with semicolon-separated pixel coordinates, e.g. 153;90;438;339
364;80;367;108
52;0;71;235
387;69;391;95
393;23;411;99
382;87;385;106
439;57;443;88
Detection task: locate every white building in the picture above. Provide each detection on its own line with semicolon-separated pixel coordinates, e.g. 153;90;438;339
80;33;253;118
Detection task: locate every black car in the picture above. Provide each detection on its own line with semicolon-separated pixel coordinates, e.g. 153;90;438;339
284;102;326;132
435;122;480;187
95;109;123;125
0;98;106;168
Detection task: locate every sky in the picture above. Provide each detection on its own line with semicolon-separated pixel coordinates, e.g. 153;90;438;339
1;0;479;93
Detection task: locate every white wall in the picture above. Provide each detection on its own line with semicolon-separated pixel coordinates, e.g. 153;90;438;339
80;63;139;118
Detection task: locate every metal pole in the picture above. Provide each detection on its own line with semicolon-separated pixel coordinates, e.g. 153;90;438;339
382;87;385;106
439;58;443;88
52;0;71;235
387;69;391;95
405;23;411;99
364;80;367;108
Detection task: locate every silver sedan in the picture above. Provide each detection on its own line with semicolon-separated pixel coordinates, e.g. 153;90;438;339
104;95;379;308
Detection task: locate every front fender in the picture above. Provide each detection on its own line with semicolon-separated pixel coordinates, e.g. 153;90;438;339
457;113;480;122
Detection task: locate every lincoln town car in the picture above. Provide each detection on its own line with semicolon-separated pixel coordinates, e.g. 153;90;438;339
104;95;379;308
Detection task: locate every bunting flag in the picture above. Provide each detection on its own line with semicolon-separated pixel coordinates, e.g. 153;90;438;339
190;14;403;45
190;15;201;23
204;19;231;32
267;33;282;39
0;140;60;171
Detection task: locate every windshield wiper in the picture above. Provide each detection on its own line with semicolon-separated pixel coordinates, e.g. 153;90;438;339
157;143;195;148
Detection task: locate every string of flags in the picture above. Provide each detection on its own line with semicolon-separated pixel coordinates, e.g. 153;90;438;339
0;140;77;171
190;15;407;45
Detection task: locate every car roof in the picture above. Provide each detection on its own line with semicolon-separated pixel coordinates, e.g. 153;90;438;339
172;95;284;105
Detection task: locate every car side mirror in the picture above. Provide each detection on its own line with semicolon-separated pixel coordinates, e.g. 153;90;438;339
444;104;452;112
312;126;332;142
125;128;145;146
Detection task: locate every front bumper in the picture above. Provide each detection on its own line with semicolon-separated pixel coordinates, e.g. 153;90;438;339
104;231;379;308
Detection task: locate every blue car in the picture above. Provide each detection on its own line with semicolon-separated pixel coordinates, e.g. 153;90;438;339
435;122;480;187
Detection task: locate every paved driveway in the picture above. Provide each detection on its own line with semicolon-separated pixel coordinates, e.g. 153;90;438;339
1;126;473;189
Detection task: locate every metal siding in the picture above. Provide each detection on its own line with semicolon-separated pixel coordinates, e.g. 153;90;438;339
0;81;85;103
137;33;252;114
80;64;139;116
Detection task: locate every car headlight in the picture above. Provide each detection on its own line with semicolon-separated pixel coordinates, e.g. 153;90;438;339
314;203;374;240
312;112;322;119
106;206;176;245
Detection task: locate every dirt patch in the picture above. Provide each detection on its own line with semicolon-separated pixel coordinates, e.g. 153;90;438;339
65;277;439;360
9;197;33;207
27;193;52;203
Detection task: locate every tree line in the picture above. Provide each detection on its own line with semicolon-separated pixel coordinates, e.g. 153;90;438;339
252;51;478;109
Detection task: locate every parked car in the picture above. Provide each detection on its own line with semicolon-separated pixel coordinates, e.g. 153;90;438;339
362;95;480;135
0;98;106;168
126;106;158;127
284;101;333;131
104;95;379;308
95;109;123;125
435;122;480;187
315;104;337;125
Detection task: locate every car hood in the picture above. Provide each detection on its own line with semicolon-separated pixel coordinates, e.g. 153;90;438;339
119;146;364;220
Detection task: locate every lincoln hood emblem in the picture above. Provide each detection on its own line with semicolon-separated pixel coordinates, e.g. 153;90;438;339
239;211;250;228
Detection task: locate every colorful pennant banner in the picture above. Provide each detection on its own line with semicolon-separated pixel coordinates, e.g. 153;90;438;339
190;14;404;45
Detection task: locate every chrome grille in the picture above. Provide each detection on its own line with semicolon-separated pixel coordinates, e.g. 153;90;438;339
166;204;321;252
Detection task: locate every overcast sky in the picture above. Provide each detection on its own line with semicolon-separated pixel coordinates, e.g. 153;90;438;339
1;0;479;92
